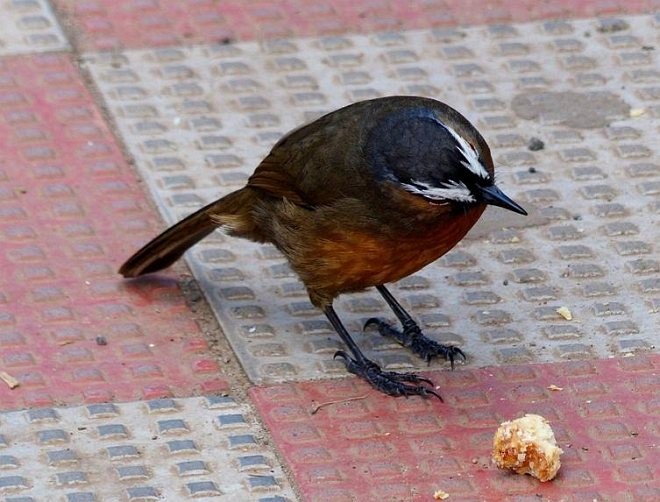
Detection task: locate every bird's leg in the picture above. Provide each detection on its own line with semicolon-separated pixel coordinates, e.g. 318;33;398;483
365;285;466;368
323;305;442;400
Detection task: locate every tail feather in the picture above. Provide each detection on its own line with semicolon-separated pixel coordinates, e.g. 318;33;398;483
119;189;251;278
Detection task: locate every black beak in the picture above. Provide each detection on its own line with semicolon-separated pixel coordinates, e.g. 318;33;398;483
477;184;527;215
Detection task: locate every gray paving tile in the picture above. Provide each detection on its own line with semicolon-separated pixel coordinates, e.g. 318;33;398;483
84;14;659;384
0;0;68;55
0;397;296;501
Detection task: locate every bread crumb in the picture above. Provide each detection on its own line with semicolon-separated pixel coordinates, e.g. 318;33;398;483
547;384;563;391
433;489;449;500
0;371;20;389
556;306;572;320
492;414;562;482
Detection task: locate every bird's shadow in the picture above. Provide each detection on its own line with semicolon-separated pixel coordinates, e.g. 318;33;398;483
117;273;186;307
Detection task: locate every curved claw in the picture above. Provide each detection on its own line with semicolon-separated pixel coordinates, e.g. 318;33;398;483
424;388;444;401
364;319;468;369
333;351;444;401
384;371;435;387
417;376;435;387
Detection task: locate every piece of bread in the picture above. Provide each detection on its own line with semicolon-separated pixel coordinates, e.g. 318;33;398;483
492;414;563;482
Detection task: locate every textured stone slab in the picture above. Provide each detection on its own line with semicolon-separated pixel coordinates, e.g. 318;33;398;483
0;0;68;55
0;395;296;501
84;14;659;384
251;355;660;501
52;0;658;51
0;54;228;410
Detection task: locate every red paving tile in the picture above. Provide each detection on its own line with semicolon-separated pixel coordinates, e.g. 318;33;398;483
0;53;228;410
53;0;659;51
251;354;660;501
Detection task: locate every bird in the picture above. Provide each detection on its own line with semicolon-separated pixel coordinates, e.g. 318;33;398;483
119;95;527;399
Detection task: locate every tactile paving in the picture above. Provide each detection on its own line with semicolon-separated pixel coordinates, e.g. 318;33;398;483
251;354;659;501
84;14;659;385
84;14;660;384
0;395;296;501
53;0;658;51
0;53;229;410
0;0;68;56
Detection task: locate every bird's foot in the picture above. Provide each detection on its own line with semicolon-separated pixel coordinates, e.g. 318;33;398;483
365;318;466;369
334;351;442;400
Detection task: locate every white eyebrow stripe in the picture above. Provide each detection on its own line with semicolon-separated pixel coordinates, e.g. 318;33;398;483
441;122;489;180
401;179;476;203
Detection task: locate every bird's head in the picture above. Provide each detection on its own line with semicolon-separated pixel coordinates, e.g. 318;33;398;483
367;104;527;216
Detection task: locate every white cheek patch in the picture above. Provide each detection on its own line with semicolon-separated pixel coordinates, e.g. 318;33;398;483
402;179;476;203
442;123;489;180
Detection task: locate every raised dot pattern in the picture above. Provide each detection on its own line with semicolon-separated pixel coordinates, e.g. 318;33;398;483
0;54;228;409
83;15;658;384
251;355;659;501
0;396;294;500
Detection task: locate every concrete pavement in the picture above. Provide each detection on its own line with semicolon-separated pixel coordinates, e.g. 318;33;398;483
0;1;658;500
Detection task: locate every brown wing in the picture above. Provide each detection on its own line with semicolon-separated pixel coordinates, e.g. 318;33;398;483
246;149;311;206
246;98;391;207
246;112;341;208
